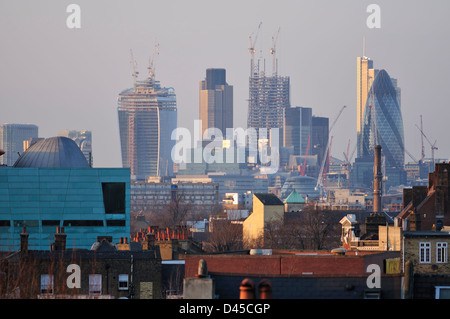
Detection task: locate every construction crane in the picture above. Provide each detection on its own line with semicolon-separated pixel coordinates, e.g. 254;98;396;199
416;116;438;168
315;105;347;196
420;115;425;163
130;49;139;87
270;26;280;76
342;139;351;164
148;39;159;82
249;22;262;76
322;136;334;187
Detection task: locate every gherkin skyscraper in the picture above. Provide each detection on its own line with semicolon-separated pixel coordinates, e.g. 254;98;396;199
362;69;405;173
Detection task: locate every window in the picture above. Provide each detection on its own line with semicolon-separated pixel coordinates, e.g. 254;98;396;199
40;274;54;295
437;242;448;263
435;286;450;299
89;274;102;295
63;220;103;227
118;274;129;290
102;182;126;214
420;242;431;263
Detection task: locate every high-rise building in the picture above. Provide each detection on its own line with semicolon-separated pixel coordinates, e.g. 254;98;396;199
117;59;177;180
199;68;233;137
361;69;405;189
283;106;312;156
247;60;290;143
356;56;377;158
0;123;38;166
311;116;329;171
58;129;93;167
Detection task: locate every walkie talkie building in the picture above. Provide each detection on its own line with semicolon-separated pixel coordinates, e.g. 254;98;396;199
118;70;177;180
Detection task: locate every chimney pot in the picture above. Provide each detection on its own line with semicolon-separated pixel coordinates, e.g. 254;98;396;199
239;278;256;299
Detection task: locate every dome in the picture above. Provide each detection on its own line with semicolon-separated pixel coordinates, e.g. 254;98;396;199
13;136;90;168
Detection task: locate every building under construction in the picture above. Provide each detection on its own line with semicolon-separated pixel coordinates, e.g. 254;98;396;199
247;24;290;142
247;68;290;135
118;49;177;180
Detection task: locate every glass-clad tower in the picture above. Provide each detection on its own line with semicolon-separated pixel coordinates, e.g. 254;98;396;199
118;67;177;180
362;69;405;171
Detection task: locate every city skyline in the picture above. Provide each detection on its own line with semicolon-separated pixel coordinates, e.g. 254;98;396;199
0;1;449;168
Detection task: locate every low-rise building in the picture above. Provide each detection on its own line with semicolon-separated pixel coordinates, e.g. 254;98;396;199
1;228;162;299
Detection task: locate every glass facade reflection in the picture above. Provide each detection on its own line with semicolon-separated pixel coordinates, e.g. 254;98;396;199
362;69;404;170
118;77;177;180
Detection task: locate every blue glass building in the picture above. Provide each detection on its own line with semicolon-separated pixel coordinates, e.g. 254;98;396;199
361;69;405;188
0;137;130;251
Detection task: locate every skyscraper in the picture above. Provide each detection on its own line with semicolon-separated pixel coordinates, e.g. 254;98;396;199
247;60;290;142
356;56;378;158
283;106;312;156
117;58;177;180
0;123;38;166
361;69;405;188
199;68;233;137
311;116;329;171
58;129;93;167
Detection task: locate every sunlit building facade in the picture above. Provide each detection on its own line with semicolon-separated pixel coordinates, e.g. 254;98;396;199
199;68;233;137
118;74;177;180
0;123;39;166
361;69;405;188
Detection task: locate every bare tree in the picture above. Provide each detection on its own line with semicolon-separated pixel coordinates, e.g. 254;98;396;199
261;209;341;251
150;191;193;228
203;219;243;252
297;208;341;250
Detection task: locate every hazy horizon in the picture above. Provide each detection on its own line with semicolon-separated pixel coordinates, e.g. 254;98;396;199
1;0;449;168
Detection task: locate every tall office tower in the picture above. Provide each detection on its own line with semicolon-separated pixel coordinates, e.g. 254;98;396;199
199;68;233;137
311;116;329;172
356;56;377;158
247;60;290;143
117;57;177;180
0;123;38;166
361;69;405;188
58;129;93;167
283;106;312;156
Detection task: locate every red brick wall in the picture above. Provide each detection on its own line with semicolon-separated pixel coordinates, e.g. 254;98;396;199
185;254;368;278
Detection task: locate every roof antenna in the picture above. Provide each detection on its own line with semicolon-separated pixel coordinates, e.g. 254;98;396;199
363;36;366;58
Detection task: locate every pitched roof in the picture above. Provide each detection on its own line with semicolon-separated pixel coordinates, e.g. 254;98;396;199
284;190;305;204
254;193;283;206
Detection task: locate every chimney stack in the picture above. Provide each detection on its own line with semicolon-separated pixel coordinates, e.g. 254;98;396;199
53;226;67;251
373;144;382;213
20;227;29;252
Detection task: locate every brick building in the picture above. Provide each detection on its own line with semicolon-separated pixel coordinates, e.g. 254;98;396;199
184;250;402;299
397;162;450;231
402;230;450;298
1;227;162;299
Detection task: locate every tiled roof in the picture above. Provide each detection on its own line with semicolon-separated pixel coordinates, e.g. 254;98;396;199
284;190;305;204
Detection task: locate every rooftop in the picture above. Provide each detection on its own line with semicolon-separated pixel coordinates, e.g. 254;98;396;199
254;193;284;206
13;136;89;168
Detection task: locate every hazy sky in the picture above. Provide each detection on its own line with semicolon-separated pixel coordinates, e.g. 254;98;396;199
1;0;449;168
